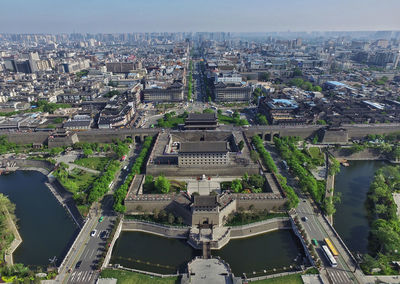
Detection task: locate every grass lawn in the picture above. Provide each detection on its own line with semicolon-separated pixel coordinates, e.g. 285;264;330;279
308;147;323;160
74;157;110;171
251;273;304;284
157;115;185;128
218;114;236;124
217;114;248;126
170;180;186;191
100;269;179;284
60;168;97;194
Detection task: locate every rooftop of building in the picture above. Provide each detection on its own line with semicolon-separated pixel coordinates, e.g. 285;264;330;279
179;141;228;153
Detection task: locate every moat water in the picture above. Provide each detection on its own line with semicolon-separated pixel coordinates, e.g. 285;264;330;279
0;171;78;267
110;230;305;275
333;160;387;254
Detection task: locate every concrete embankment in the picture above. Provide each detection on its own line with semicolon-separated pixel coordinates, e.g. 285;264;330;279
122;218;291;241
122;220;190;239
3;206;22;266
229;217;291;239
3;159;84;228
330;148;387;161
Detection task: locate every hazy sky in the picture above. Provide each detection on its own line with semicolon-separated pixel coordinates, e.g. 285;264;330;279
1;0;399;33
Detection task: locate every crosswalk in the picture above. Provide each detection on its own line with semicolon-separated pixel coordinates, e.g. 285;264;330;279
69;270;96;283
327;268;353;284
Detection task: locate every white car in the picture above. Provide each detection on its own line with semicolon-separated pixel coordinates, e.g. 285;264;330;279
90;229;97;237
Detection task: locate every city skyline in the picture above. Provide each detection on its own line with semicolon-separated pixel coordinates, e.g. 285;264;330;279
1;0;400;33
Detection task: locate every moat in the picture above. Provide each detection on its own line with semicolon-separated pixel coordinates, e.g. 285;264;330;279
110;230;305;275
333;160;387;254
0;171;78;267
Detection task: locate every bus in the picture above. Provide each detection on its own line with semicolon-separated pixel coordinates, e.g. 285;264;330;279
324;238;339;257
322;245;338;267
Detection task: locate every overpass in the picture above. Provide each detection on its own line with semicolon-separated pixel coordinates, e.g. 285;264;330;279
1;123;399;146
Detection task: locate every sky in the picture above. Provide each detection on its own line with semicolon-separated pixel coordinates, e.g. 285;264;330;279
1;0;400;33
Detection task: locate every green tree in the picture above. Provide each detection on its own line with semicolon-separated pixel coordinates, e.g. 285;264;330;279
323;197;336;215
50;147;63;156
292;67;303;77
329;158;341;176
83;148;93;157
168;213;175;224
155;175;171;193
238;140;245;151
260;72;270;81
249;174;265;189
250;150;260;162
256;113;269;125
231;179;243;193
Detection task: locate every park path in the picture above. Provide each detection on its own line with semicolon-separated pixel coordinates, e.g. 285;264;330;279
65;163;101;175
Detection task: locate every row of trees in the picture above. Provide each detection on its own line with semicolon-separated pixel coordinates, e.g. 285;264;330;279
362;166;400;275
247;136;299;209
274;136;325;203
252;135;277;173
34;100;71;114
113;136;153;213
275;174;299;209
87;160;120;203
222;173;266;194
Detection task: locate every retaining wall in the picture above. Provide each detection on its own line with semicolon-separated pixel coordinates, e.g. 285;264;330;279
122;220;190;239
146;164;259;177
230;217;291;239
330;148;387;160
102;218;123;269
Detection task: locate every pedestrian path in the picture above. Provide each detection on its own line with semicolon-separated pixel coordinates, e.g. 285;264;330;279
66;163;100;175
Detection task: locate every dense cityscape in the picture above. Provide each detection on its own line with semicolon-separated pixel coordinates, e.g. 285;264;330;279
0;2;400;284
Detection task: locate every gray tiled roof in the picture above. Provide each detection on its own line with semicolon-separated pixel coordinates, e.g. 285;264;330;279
179;142;227;153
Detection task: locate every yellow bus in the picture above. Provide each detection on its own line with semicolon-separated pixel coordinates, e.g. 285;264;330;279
324;238;339;257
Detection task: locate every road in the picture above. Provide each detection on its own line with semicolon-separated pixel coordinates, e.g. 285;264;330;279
57;143;142;284
263;142;359;284
296;199;357;284
67;213;117;284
